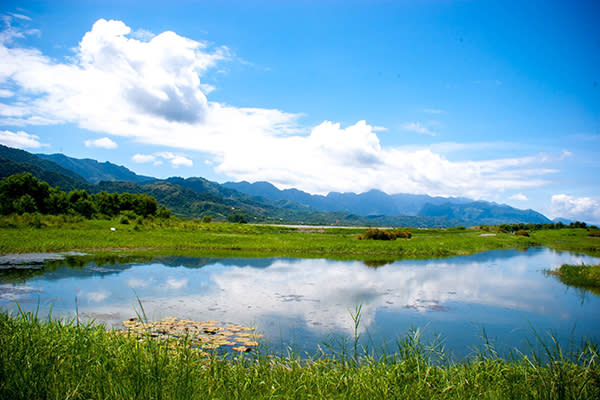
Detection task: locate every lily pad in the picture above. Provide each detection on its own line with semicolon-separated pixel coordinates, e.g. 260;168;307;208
118;316;261;354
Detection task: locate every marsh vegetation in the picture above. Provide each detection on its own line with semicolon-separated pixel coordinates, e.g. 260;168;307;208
1;310;599;399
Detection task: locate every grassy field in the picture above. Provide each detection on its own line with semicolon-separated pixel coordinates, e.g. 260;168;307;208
1;214;599;259
1;311;599;400
2;216;600;398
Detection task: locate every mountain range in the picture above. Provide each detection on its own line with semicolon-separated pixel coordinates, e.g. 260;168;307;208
0;144;552;227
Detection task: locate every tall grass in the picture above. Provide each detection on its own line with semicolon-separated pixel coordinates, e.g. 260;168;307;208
546;263;600;295
1;310;599;399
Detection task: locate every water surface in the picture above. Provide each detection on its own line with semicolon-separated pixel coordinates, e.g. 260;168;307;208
1;248;599;358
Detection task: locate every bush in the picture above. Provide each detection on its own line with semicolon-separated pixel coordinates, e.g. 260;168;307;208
359;228;411;241
227;213;248;224
157;206;171;219
202;215;212;223
391;229;412;239
514;230;530;237
588;231;600;238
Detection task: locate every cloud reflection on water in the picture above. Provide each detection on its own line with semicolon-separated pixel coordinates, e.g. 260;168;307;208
1;249;599;350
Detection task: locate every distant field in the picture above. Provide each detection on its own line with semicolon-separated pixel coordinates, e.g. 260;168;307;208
0;215;598;259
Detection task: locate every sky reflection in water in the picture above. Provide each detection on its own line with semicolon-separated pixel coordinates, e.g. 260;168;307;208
1;248;599;358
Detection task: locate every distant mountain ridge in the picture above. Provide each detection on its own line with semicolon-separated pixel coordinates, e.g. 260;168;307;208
37;153;153;184
0;145;553;226
418;201;550;225
223;181;473;216
222;181;550;225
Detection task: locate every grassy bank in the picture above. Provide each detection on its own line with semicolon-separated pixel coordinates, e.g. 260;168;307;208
547;263;600;295
1;214;599;259
1;311;599;400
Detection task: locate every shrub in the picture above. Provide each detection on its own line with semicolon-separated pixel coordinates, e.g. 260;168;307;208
202;215;212;223
588;231;600;238
362;228;394;240
227;213;248;224
360;228;411;240
391;229;412;239
514;230;530;237
157;206;171;219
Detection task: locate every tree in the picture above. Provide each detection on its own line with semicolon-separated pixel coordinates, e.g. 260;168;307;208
95;191;120;216
44;188;69;214
13;194;37;214
0;172;50;214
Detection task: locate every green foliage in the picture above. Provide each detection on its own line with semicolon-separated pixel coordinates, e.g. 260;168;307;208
13;194;37;213
514;230;530;237
1;312;599;400
358;228;412;240
227;212;248;224
0;172;50;214
548;264;600;295
157;205;171;219
201;215;212;223
0;218;598;259
0;173;167;220
499;221;592;233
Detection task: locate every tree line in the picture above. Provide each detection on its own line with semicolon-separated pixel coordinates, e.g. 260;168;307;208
0;173;170;219
498;221;597;233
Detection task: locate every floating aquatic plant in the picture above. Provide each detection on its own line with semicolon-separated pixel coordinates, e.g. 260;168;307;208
118;316;262;354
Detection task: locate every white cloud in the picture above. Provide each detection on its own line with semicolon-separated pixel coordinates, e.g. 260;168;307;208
0;19;562;198
133;152;192;167
86;290;110;302
8;13;32;21
551;195;600;224
0;89;13;97
165;278;188;289
130;28;155;41
402;122;437;136
559;150;572;160
58;251;600;337
0;129;42;148
509;193;528;201
132;154;157;163
84;136;117;149
156;152;193;167
127;278;150;288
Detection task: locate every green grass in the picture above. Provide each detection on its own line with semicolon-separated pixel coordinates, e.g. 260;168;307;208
1;214;598;260
547;264;600;295
1;311;599;399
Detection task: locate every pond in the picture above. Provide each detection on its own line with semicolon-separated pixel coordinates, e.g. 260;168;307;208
1;248;599;359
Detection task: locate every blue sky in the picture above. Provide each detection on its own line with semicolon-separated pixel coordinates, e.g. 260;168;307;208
0;0;598;222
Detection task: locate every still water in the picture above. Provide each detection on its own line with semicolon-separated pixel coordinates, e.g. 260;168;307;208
1;248;599;358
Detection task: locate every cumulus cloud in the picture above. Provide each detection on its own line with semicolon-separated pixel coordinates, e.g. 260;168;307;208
84;137;117;149
402;122;437;136
0;18;561;197
133;152;191;167
551;194;600;224
158;152;193;167
509;193;528;201
0;129;42;148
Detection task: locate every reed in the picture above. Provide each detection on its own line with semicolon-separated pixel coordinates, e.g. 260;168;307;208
1;310;599;399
